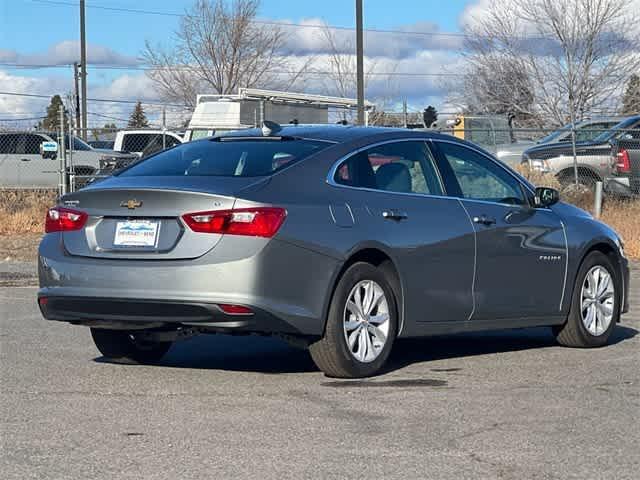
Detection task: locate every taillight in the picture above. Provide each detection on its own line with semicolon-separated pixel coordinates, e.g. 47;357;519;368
615;149;631;173
45;207;88;233
218;304;253;315
182;207;286;237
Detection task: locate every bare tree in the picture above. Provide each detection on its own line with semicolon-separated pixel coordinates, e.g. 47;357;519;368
460;0;640;126
143;0;306;107
318;24;399;123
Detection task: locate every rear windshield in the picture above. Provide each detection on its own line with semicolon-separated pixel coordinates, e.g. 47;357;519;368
118;138;330;177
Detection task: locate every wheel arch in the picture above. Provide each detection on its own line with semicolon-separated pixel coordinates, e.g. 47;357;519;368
566;239;624;321
557;165;602;183
322;245;405;336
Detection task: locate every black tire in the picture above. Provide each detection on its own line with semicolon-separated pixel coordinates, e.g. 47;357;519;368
553;251;620;348
309;262;398;378
90;328;172;364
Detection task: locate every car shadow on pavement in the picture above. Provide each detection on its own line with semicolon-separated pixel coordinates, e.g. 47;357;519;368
383;325;638;374
94;325;638;375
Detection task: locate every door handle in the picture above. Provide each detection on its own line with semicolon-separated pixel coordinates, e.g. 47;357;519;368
21;158;30;162
473;215;496;226
382;210;408;221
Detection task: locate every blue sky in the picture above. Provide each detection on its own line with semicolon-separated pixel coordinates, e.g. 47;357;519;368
0;0;478;125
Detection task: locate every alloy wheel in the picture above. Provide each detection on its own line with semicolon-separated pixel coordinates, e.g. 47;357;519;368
343;280;390;363
580;266;615;336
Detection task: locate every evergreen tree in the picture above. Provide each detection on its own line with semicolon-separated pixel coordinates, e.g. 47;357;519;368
622;74;640;115
39;95;67;131
423;105;438;128
128;101;150;128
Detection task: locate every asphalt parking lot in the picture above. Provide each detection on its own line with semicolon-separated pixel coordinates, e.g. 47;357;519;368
1;264;638;480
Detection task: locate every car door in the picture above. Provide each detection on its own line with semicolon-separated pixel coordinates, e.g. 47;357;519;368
331;139;476;331
0;133;20;187
16;133;57;188
432;140;566;321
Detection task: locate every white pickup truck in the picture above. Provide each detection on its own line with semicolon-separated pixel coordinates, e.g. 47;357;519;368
113;130;183;157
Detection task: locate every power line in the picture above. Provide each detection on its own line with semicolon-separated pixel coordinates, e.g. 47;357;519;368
29;0;472;38
0;63;461;77
0;115;46;121
0;90;189;107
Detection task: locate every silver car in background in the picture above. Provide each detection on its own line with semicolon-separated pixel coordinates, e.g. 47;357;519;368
0;131;136;188
38;125;630;378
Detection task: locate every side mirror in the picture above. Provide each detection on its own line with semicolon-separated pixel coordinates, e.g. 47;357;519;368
534;187;560;207
40;141;58;160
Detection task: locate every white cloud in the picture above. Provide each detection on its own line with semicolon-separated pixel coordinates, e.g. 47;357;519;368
279;18;462;58
0;40;139;66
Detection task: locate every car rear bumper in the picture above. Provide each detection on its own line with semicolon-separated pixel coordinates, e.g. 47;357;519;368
38;295;303;334
605;176;640;197
37;233;340;336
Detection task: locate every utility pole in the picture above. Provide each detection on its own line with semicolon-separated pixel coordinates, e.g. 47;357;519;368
402;99;408;128
80;0;88;140
73;62;81;134
355;0;365;125
58;105;67;196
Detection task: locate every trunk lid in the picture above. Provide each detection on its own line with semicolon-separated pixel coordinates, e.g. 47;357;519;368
60;176;267;260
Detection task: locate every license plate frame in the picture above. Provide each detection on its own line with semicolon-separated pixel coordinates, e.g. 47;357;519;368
113;220;160;247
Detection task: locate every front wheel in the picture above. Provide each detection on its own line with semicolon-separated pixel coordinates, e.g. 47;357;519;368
309;262;398;378
90;328;172;364
553;251;620;347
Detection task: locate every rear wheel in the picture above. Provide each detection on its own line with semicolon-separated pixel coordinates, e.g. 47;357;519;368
309;262;398;378
553;251;619;347
90;328;172;364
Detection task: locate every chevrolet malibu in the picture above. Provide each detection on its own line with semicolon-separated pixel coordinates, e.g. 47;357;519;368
37;125;630;378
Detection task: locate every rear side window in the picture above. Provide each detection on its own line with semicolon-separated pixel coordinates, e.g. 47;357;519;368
122;134;154;152
334;141;444;195
119;138;330;177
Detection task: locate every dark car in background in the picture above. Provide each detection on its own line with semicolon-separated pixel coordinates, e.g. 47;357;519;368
496;117;624;167
523;115;640;186
606;132;640;197
37;125;630;378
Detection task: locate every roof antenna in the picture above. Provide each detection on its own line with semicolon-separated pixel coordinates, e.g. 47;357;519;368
262;120;282;136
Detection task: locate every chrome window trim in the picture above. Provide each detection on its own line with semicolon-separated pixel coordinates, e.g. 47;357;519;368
326;136;546;210
325;137;448;199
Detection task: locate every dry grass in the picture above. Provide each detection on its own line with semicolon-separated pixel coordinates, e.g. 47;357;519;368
600;200;640;260
0;189;57;235
1;184;638;259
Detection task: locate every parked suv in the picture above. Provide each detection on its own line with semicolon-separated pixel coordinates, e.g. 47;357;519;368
0;132;136;189
522;115;640;186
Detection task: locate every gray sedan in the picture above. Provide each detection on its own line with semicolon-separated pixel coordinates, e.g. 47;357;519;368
37;125;630;378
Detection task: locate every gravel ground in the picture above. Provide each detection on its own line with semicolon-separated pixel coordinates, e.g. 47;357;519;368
0;259;638;479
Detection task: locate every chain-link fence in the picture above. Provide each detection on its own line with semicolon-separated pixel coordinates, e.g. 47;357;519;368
3;114;640;208
430;123;640;207
0;123;185;195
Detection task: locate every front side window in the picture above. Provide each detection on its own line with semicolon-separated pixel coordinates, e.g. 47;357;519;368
16;134;46;155
119;138;330;177
437;142;526;205
334;141;443;195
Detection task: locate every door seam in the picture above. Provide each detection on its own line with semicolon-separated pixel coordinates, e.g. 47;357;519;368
457;199;477;321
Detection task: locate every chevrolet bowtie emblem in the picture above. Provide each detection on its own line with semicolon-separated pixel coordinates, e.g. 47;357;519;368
121;199;142;210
